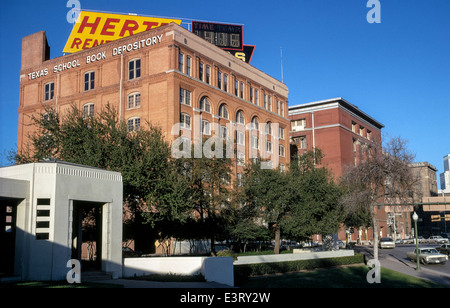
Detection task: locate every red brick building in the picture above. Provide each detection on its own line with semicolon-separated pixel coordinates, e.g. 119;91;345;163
289;97;387;243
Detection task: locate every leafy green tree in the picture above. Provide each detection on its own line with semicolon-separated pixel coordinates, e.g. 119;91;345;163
243;150;343;254
13;105;189;251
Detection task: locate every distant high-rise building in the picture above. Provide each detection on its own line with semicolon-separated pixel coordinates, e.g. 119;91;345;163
439;154;450;194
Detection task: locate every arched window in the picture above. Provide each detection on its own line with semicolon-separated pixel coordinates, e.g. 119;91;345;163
83;103;94;118
200;96;211;113
127;92;141;109
127;117;140;132
251;116;259;130
236;110;245;125
218;104;229;119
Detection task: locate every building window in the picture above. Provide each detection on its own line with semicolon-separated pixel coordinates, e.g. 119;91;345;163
279;145;285;157
352;122;357;133
264;93;267;109
237;173;244;187
127;92;141;109
129;59;141;80
206;65;211;84
279;127;285;139
266;140;272;153
218;104;229;119
251;116;259;130
237;151;245;166
127;117;140;132
201;119;211;135
199;62;204;81
236;110;245;125
268;96;272;112
180;88;191;106
218;71;222;89
237;131;245;145
44;82;54;101
84;71;95;91
291;119;306;131
224;74;228;92
280;101;284;117
180;113;191;129
299;136;307;149
82;103;94;118
359;126;364;136
251;136;259;149
367;130;372;140
178;53;184;72
254;88;259;105
200;97;211;113
240;82;244;99
265;122;272;135
234;79;238;96
220;125;228;140
186;56;191;76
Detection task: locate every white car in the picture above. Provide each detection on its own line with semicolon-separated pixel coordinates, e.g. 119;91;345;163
379;237;395;249
428;236;449;244
407;248;448;264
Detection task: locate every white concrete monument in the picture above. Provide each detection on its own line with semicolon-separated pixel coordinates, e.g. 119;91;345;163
0;161;123;281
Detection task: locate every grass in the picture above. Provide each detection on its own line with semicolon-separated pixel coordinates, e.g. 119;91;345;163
240;265;447;288
0;281;122;288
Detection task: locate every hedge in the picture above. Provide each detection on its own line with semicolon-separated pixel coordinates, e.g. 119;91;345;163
234;253;365;285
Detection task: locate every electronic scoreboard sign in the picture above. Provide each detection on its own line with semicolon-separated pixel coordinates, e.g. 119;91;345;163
191;21;243;51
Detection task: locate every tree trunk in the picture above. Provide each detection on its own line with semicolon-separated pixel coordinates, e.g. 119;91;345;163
372;215;379;261
274;224;281;254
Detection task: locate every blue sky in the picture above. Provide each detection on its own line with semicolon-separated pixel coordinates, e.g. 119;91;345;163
1;0;449;186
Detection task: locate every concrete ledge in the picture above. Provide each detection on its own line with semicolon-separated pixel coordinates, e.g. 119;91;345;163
234;250;355;265
123;256;234;287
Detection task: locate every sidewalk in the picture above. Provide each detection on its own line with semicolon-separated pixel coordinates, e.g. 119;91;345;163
380;254;450;286
92;278;233;288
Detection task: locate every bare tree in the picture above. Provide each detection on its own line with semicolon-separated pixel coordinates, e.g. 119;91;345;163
341;136;419;260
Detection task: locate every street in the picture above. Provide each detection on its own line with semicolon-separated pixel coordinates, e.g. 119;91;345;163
354;243;450;286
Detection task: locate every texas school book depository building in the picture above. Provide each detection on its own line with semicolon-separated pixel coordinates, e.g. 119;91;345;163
3;14;290;280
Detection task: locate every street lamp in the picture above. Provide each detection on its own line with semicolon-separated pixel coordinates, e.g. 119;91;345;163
412;212;420;271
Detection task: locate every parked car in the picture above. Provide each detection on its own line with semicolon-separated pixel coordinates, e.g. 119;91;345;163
436;244;450;255
428;235;449;244
407;248;448;264
379;237;395;249
337;240;346;249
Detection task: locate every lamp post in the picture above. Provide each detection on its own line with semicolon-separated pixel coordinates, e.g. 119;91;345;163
412;212;420;271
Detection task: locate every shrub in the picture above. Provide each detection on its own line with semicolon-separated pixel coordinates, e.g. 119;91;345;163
234;253;364;285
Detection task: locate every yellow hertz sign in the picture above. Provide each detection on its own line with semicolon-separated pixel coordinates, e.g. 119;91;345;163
63;11;181;53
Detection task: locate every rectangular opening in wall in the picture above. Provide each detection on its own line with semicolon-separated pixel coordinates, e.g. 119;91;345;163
36;233;49;240
37;198;50;206
36;221;50;228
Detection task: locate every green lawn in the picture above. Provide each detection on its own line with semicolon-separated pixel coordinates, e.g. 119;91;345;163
240;265;447;288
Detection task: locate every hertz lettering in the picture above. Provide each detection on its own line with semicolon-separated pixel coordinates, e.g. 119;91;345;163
63;11;181;53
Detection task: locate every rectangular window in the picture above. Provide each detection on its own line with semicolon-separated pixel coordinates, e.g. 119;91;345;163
128;93;141;109
178;53;184;72
206;65;211;84
268;96;272;111
180;113;191;129
129;59;141;80
279;145;285;157
128;118;140;132
84;71;95;91
254;89;259;105
199;62;204;81
250;87;253;103
240;82;244;99
235;79;238;96
266;141;272;153
291;119;306;131
83;103;95;118
44;82;54;101
224;74;228;92
251;136;259;149
218;71;222;89
237;131;245;145
180;88;191;106
237;151;245;166
201;120;211;135
279;127;285;139
186;56;191;76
